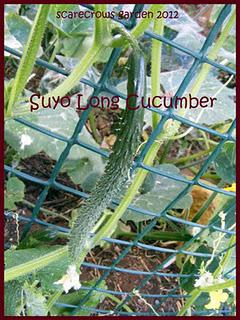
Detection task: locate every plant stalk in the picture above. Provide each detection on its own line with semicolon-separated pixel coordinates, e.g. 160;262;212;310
6;5;50;117
151;5;165;129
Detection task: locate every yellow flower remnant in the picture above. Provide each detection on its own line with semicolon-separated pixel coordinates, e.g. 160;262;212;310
205;290;228;310
224;183;236;192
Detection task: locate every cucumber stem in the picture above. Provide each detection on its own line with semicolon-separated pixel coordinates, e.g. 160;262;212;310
151;5;165;130
111;5;163;48
118;230;192;242
6;5;50;118
5;246;68;282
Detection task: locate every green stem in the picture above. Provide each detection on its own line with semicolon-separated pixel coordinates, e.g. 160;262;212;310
22;199;70;222
111;24;141;53
94;5;111;45
104;293;134;313
201;131;210;150
4;247;68;282
44;44;103;99
47;290;63;311
193;138;218;145
32;5;110;102
111;5;162;48
201;279;235;292
6;5;50;117
178;288;201;316
118;231;192;242
151;5;165;129
168;148;213;165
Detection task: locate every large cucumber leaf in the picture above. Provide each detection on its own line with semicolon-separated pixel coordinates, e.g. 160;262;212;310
5;108;105;184
121;164;192;223
116;72;235;126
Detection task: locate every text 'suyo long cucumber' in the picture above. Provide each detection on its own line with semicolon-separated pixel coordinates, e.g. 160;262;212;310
69;51;146;262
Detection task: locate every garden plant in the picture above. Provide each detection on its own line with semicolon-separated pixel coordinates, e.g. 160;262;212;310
4;3;236;316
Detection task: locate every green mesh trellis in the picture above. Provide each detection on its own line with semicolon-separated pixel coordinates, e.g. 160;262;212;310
4;4;236;316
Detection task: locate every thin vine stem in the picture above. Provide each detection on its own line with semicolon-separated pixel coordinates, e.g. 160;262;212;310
151;5;165;129
21;5;110;105
5;247;68;282
6;5;50;117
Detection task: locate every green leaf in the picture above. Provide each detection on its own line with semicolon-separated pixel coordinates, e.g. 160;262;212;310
139;170;157;194
5;246;57;270
4;26;22;55
61;158;101;185
36;258;70;292
61;36;91;58
5;246;70;290
122;164;192;222
4;176;25;210
48;5;93;37
116;73;236;126
6;13;31;46
20;4;38;20
4;108;105;178
18;229;55;249
4;281;22;315
223;35;236;53
51;280;107;316
23;282;48;316
4;4;20;15
214;142;236;184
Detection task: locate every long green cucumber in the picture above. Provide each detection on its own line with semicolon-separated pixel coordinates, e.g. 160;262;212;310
69;52;146;263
